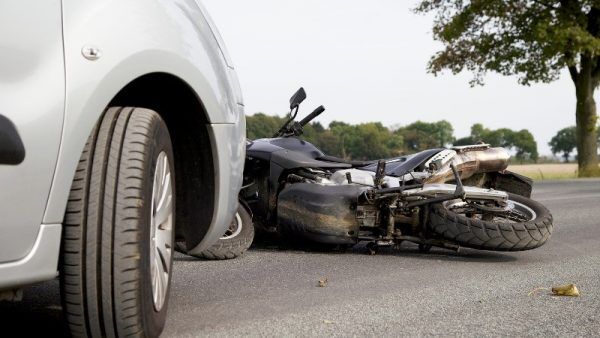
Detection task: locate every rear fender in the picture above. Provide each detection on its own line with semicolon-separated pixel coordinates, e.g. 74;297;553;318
490;171;533;198
458;170;533;198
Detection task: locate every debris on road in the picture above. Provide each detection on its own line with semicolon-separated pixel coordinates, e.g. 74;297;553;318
552;283;580;297
323;320;334;324
528;283;580;297
318;278;328;287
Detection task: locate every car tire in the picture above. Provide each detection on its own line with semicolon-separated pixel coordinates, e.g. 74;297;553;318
60;107;175;337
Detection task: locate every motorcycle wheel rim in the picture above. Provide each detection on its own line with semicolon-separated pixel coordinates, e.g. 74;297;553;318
221;212;243;239
444;199;536;223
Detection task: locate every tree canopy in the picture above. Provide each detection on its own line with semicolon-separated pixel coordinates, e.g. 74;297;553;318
394;120;455;151
416;0;600;176
415;0;600;86
549;126;577;161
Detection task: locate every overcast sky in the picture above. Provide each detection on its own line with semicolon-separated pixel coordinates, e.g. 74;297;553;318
203;0;588;155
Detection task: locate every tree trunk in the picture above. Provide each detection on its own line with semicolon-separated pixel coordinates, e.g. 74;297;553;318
574;67;600;177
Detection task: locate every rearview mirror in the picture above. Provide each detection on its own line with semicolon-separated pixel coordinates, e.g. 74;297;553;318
289;87;306;110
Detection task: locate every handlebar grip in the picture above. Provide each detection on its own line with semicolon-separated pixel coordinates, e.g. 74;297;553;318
299;105;325;126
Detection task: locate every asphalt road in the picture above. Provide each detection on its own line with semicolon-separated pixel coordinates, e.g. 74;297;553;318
2;179;600;336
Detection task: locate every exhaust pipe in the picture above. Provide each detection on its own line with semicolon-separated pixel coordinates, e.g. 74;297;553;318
425;147;510;183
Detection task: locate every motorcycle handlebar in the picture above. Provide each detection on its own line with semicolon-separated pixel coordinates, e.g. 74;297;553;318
298;105;325;126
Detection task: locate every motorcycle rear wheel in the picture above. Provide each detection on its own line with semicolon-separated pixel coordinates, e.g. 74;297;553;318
428;192;553;251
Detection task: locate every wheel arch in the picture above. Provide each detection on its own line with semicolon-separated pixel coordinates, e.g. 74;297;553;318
109;72;217;249
42;0;244;263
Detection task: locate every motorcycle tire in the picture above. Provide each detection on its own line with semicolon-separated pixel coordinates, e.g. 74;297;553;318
428;192;553;251
196;205;254;260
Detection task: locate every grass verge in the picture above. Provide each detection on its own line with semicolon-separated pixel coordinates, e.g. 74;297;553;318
507;163;583;180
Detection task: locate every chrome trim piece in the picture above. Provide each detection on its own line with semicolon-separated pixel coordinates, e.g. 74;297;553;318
402;183;508;202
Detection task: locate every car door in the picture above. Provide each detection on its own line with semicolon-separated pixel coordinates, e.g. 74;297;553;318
0;1;65;262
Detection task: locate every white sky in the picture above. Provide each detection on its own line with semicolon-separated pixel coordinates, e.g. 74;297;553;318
203;0;586;155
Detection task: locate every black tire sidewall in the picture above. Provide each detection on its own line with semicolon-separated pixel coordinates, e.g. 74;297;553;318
429;192;553;251
137;114;175;336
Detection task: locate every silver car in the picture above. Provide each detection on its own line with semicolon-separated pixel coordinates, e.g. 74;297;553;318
0;0;245;336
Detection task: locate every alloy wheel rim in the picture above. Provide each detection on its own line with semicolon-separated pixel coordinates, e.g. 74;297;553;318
150;151;173;311
220;212;243;240
445;198;536;223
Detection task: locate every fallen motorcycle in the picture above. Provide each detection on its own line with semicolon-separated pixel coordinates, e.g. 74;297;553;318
197;88;553;259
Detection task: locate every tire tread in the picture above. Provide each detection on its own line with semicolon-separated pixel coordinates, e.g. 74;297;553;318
60;107;173;337
428;193;553;251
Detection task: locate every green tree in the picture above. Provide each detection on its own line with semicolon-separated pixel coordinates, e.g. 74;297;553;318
245;113;285;139
508;129;539;163
329;121;354;159
310;130;344;157
350;123;394;160
416;1;600;176
549;126;577;162
434;120;456;147
455;123;539;162
329;122;402;160
466;124;512;148
395;120;455;151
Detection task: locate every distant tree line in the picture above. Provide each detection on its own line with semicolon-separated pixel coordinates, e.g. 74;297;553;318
246;113;540;163
549;126;600;163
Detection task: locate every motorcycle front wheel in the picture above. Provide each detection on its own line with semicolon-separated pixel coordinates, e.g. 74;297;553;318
428;192;553;251
174;205;254;259
196;205;254;260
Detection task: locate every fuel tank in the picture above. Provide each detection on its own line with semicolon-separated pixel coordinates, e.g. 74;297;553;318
277;183;366;244
247;137;350;169
247;137;324;161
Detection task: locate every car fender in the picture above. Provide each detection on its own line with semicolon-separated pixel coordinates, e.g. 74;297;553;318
44;0;242;223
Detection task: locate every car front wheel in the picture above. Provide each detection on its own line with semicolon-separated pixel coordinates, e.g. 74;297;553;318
60;107;175;337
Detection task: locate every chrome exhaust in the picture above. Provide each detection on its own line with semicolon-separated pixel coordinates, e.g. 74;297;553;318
402;183;508;202
425;147;510;184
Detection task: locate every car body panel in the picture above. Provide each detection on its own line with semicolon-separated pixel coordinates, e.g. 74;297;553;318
189;121;245;254
0;224;61;290
0;0;245;289
0;1;65;263
44;0;242;223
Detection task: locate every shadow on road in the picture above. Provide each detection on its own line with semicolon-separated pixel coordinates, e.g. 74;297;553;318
0;280;67;336
366;245;518;263
175;241;517;264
